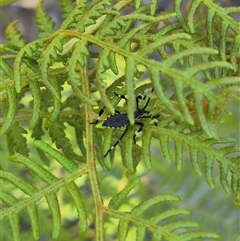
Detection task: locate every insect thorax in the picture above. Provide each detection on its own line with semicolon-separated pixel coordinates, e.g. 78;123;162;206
134;109;147;119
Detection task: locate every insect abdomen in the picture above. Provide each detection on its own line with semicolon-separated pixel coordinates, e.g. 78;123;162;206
102;113;129;128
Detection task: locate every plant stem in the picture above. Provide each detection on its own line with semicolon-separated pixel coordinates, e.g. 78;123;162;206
82;56;104;240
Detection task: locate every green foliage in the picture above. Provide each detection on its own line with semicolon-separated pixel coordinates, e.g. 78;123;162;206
0;0;239;240
36;0;56;38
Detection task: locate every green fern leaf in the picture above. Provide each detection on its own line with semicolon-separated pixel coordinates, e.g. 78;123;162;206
175;142;183;171
0;87;17;135
95;9;120;38
66;116;87;158
76;0;111;33
31;119;50;166
136;226;146;241
190;147;202;175
13;39;45;93
9;153;88;237
125;58;137;125
179;231;219;240
118;220;129;241
65;182;87;233
150;68;181;116
159;135;172;164
152;125;239;198
61;1;87;29
174;0;190;32
109;179;139;210
142;128;153;170
27;204;39;240
45;193;61;239
58;0;75;20
0;1;238;240
150;0;157;15
5;20;26;49
131;194;180;216
230;34;240;73
28;78;41;129
6;123;29;157
219;163;230;194
123;127;135;173
36;0;55;38
49;120;84;163
10;153;57;183
0;170;37;195
205;155;215;188
0;192;22;241
66;40;96;106
0;58;13;79
186;0;203;34
173;79;194;125
149;208;190;223
9;213;21;241
33;140;78;172
206;8;215;48
38;36;67;127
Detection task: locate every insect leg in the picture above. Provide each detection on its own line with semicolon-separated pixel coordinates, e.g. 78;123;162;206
113;91;128;104
133;122;144;143
91;91;124;124
142;87;155;110
136;94;145;109
104;126;129;157
90;107;105;124
141;114;160;126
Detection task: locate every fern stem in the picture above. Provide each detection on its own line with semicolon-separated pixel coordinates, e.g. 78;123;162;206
102;206;183;241
81;56;104;240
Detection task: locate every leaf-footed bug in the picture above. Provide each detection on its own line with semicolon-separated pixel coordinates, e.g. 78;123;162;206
91;88;159;157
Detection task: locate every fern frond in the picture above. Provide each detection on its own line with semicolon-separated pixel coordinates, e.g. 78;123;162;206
31;119;50;166
109;179;139;210
65;39;97;105
13;39;45;92
107;194;219;241
5;20;26;49
28;78;41;129
174;0;240;75
0;191;39;240
230;34;240;73
38;35;68;127
0;87;17;135
132;0;158;16
131;194;180;216
6;123;29;157
126;58;137;125
175;0;239;34
0;58;13;80
0;153;88;240
49;120;84;162
150;126;239;198
123;127;136;173
33;140;78;172
76;0;111;33
58;0;75;20
38;34;64;98
36;0;55;38
61;1;87;29
1;1;238;240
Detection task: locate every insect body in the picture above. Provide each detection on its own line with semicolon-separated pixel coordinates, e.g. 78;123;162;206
91;90;158;157
102;113;130;128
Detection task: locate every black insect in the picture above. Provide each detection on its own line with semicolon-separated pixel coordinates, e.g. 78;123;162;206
91;89;158;157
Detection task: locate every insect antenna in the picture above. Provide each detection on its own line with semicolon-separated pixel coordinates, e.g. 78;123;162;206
142;87;154;110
